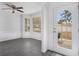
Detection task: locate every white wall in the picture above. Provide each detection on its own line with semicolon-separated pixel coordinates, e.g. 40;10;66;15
47;3;54;50
0;10;21;42
41;3;49;53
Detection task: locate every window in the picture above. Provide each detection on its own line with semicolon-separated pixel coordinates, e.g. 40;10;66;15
25;18;30;32
57;10;72;49
33;16;41;32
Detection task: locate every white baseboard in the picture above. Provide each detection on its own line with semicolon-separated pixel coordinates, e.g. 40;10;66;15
0;32;42;42
23;32;42;40
0;32;21;42
41;48;47;53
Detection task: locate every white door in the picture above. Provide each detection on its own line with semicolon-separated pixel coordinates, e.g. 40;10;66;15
53;3;79;56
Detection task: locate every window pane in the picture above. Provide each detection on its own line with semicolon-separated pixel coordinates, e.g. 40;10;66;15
25;18;30;32
57;10;72;49
33;16;41;32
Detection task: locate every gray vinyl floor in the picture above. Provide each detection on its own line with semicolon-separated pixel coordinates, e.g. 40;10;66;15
0;38;63;56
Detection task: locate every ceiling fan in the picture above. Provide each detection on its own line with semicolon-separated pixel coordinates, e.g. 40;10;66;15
2;3;24;13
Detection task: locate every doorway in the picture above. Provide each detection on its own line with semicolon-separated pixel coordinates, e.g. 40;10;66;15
52;3;79;56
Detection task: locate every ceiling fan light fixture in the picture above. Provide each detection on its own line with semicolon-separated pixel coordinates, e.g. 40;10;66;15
4;3;24;13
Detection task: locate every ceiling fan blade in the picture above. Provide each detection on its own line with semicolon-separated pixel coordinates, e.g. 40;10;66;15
16;7;23;9
5;4;12;7
17;9;24;13
5;3;24;13
5;4;16;8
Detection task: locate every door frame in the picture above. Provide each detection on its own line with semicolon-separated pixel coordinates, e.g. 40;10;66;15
53;3;79;56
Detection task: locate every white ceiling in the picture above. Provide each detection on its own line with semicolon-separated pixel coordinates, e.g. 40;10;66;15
0;2;46;14
49;2;75;8
0;2;75;14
